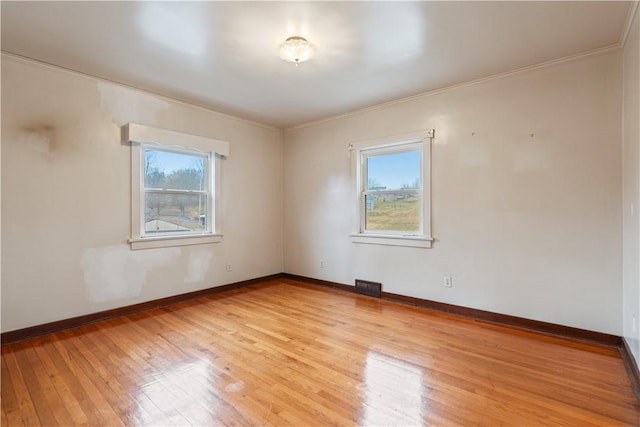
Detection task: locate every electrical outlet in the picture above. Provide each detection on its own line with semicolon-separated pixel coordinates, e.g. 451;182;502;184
226;263;232;272
320;260;325;269
444;276;452;288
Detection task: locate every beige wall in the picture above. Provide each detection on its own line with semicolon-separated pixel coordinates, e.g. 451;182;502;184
623;5;640;364
284;50;623;334
1;55;284;332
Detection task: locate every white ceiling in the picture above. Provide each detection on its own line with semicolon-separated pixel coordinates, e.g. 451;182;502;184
1;1;634;129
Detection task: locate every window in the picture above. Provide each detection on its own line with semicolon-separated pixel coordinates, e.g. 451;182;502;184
363;144;422;234
350;130;433;248
124;123;228;250
142;147;211;236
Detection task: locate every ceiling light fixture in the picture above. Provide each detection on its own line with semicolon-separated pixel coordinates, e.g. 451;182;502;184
279;36;315;65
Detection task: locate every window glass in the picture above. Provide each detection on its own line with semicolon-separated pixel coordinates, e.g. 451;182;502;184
365;192;420;232
142;148;210;237
144;194;207;234
363;147;421;233
144;149;206;191
366;150;420;191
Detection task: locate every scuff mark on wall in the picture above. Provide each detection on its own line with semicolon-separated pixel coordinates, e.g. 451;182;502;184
82;245;180;303
97;82;169;127
20;123;57;157
185;250;214;283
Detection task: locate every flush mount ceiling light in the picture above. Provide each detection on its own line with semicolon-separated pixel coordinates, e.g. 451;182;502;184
279;36;315;65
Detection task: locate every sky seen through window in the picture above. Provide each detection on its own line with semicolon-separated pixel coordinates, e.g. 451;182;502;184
367;150;420;190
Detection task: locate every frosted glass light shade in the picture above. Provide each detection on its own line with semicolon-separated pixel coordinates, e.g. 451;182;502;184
279;36;315;65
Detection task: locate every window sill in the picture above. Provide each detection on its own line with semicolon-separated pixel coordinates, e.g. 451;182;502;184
129;234;222;250
350;233;433;248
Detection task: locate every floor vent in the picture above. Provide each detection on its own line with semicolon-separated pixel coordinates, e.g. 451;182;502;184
355;279;382;298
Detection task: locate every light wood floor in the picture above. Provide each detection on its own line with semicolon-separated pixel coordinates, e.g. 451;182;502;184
2;279;639;426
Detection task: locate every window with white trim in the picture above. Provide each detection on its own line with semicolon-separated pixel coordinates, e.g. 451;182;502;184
124;123;228;250
350;130;433;248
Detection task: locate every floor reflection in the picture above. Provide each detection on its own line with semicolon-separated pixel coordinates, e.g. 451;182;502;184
136;359;220;425
360;350;426;426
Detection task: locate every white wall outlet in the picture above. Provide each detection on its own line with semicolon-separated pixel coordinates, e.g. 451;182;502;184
444;276;452;288
320;260;325;269
226;263;232;272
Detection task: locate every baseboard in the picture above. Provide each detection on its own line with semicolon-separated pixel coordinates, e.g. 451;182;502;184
1;273;284;344
620;337;640;403
382;291;622;347
283;273;621;348
283;273;355;293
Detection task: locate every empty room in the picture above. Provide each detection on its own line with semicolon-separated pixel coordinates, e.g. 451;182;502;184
2;1;640;425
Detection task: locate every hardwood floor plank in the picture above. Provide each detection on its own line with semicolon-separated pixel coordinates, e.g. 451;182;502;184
88;322;191;426
2;279;639;426
0;402;7;427
11;342;60;425
1;354;20;426
69;331;155;425
2;351;40;427
77;321;188;426
32;341;88;426
52;335;124;426
1;355;25;427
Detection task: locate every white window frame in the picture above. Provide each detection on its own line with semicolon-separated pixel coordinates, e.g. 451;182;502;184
350;130;434;249
123;123;228;250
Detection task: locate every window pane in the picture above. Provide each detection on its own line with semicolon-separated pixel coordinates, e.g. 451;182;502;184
365;192;420;232
144;149;206;191
144;193;207;234
367;150;420;191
